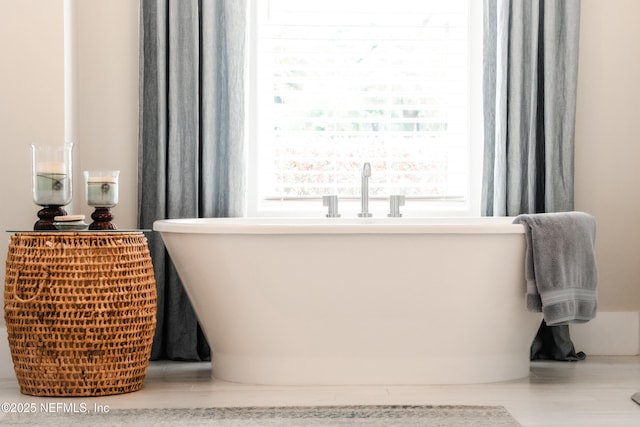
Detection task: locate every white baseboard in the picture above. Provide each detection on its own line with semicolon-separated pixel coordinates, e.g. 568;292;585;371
570;312;640;356
0;312;637;379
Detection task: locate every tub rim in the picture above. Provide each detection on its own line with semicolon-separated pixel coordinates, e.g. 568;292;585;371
153;217;526;235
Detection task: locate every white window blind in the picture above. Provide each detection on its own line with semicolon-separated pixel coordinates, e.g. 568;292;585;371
252;0;475;212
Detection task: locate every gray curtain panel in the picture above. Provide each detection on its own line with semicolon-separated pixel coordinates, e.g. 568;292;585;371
483;0;583;361
138;0;246;360
482;0;580;216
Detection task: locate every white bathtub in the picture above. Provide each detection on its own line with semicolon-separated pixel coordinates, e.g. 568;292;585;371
154;217;541;385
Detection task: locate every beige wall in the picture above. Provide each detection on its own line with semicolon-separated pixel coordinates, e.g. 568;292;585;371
0;0;639;315
72;0;139;224
0;0;65;231
575;0;640;310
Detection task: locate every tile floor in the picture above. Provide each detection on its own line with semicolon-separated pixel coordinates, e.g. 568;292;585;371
0;356;639;426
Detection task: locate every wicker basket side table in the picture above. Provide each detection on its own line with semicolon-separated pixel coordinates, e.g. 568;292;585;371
3;232;157;397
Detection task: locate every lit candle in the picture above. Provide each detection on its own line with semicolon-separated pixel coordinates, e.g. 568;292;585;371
85;173;119;207
34;161;71;206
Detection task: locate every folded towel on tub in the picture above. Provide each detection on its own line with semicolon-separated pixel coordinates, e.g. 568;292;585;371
513;212;598;326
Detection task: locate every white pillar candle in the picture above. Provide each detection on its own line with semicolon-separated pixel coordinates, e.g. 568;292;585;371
37;162;65;174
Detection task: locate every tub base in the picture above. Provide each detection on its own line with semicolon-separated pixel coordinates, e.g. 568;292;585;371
213;350;538;385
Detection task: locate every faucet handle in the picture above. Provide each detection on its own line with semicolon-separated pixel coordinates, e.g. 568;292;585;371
322;195;340;218
388;195;405;217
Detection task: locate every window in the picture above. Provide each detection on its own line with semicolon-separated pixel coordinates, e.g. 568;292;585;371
248;0;482;217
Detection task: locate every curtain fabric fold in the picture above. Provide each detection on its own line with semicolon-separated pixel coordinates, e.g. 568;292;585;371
482;0;580;216
482;0;583;361
138;0;246;360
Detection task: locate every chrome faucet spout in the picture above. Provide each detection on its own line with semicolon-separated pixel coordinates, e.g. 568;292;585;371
358;162;373;217
362;162;371;178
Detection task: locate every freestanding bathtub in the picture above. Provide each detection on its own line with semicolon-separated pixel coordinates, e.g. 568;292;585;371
154;217;541;385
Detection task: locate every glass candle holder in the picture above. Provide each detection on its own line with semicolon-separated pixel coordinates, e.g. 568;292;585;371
31;143;73;230
84;170;119;207
31;143;73;207
84;170;119;230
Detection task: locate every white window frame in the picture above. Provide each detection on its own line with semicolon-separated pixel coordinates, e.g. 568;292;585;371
246;0;483;218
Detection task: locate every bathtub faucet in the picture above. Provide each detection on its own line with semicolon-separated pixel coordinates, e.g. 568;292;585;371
388;195;405;218
358;162;372;217
322;195;340;218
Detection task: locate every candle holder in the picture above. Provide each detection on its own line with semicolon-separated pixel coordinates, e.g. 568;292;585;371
31;144;73;230
85;170;119;230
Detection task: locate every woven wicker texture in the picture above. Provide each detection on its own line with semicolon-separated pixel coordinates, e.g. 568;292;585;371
4;232;157;396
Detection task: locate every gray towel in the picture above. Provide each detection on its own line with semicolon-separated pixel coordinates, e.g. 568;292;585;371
513;212;598;326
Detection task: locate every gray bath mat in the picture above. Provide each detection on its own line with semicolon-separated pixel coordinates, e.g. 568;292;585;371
1;404;520;426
